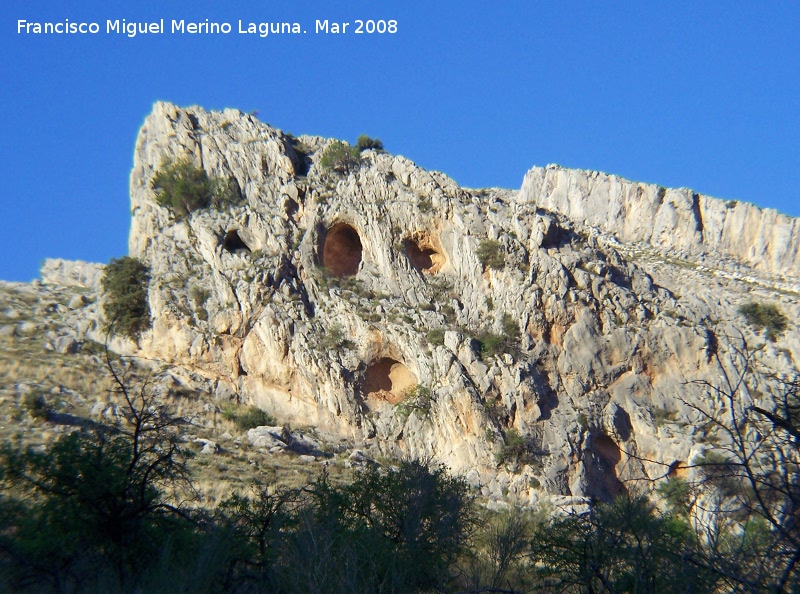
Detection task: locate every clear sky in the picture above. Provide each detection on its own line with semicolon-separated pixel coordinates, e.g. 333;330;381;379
1;1;798;281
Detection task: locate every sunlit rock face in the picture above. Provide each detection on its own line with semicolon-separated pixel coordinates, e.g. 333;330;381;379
47;100;792;505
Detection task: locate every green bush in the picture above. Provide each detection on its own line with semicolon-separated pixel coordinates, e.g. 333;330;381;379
738;301;788;341
102;256;151;340
319;141;361;174
151;157;240;218
356;134;384;152
237;406;274;430
395;385;434;419
530;495;706;592
476;315;520;359
501;313;520;342
476;332;504;358
0;366;194;591
496;428;537;467
225;405;274;431
657;477;692;516
22;390;50;420
320;323;355;350
307;460;474;592
476;239;504;270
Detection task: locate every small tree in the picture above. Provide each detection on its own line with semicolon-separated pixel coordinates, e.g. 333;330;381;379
529;495;709;592
319;141;361;174
679;335;800;592
0;351;195;590
281;459;475;593
152;157;240;218
356;135;384;152
102;256;151;341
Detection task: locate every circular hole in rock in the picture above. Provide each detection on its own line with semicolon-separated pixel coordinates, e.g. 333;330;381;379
322;223;362;277
363;357;416;405
404;235;446;274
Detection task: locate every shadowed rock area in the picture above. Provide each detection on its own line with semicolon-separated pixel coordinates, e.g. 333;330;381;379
405;234;446;274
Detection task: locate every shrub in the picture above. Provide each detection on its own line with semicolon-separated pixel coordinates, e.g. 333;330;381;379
320;323;355;350
496;428;539;467
189;286;210;321
319;141;361;174
396;385;434;419
356;135;384;152
235;406;274;431
22;390;50;420
151;157;240;218
476;332;505;359
530;495;705;592
738;301;788;341
476;239;504;270
102;256;151;340
476;316;520;359
501;313;520;342
309;460;475;592
0;359;195;591
427;328;446;346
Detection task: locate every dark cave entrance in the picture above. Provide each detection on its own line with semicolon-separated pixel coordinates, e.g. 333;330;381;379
223;230;251;253
322;223;363;277
362;357;416;405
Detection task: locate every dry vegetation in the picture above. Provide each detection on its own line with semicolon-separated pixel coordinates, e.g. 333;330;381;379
0;283;354;511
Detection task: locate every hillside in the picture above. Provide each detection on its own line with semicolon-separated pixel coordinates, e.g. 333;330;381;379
2;102;797;510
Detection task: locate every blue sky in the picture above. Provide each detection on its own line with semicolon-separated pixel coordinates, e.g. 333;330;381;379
1;1;798;282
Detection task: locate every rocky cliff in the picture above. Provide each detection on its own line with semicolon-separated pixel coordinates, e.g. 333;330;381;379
522;165;800;277
32;102;800;507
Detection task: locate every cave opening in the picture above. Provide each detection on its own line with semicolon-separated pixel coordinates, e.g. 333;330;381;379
668;460;688;479
363;357;416;405
223;230;251;253
404;235;446;274
588;434;627;500
322;223;363;277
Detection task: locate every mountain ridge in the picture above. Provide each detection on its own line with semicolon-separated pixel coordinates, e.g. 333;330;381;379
6;101;799;509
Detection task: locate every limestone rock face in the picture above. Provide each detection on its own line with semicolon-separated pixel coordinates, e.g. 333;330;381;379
40;259;105;289
56;101;798;505
521;165;800;277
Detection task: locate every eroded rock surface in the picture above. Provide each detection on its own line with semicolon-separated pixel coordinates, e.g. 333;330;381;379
24;102;800;506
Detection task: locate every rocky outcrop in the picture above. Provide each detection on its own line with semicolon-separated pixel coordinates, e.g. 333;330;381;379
521;165;800;277
40;258;105;289
26;101;798;508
